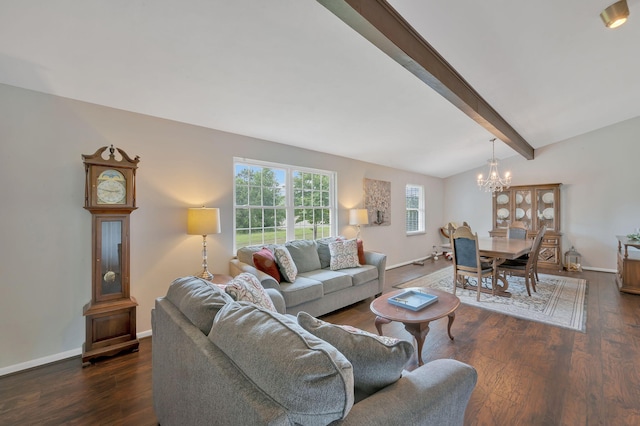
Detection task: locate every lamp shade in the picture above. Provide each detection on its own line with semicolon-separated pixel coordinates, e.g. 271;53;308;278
349;209;369;226
187;207;221;235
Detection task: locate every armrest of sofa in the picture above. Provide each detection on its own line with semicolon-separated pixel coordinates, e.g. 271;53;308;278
265;288;286;314
364;250;386;291
338;359;477;426
229;258;280;291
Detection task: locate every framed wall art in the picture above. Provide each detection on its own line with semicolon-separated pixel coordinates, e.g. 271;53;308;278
364;178;391;226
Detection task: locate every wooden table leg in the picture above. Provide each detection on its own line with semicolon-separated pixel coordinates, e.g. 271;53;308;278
374;316;391;336
403;322;431;366
447;312;455;340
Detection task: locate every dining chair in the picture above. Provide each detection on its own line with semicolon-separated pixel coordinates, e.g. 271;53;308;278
507;226;528;240
449;225;495;301
497;225;546;296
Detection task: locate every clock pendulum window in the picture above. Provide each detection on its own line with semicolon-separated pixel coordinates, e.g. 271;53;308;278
81;145;140;366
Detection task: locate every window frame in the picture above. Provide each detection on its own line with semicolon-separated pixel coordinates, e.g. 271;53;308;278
405;183;425;235
233;158;337;251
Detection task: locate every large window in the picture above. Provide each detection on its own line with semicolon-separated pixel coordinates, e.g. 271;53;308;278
234;159;336;250
406;184;425;234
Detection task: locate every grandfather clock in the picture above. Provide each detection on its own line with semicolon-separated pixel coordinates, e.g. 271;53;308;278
81;145;140;366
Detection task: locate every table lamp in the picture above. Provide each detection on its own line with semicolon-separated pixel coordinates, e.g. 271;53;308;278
187;207;221;280
349;209;369;240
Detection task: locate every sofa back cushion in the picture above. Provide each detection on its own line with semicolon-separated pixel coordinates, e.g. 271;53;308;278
297;312;414;398
316;236;341;269
285;239;321;273
209;302;354;425
165;276;234;334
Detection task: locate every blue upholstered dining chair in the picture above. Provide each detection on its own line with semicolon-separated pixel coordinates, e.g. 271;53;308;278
507;222;528;240
448;225;496;301
497;226;547;296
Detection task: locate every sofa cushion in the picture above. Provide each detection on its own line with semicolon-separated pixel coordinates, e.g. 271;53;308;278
210;303;354;425
273;245;298;282
237;244;277;266
165;276;234;334
333;264;378;286
298;269;353;295
285;239;321;273
329;238;360;270
316;236;341;269
252;247;281;283
278;276;323;307
297;312;414;397
225;272;277;312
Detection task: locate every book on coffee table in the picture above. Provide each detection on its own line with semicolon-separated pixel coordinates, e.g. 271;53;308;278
388;289;438;311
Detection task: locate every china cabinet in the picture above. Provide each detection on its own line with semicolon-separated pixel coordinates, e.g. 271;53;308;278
489;183;562;270
616;236;640;294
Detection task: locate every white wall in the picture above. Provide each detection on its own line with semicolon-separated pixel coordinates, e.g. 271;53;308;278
0;84;443;372
444;116;640;271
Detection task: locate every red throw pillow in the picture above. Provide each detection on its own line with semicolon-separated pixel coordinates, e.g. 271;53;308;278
357;240;366;265
253;248;281;283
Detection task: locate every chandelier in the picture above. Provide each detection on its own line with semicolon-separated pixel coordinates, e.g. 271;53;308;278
477;138;511;193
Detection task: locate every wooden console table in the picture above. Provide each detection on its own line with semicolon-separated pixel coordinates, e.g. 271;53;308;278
616;236;640;295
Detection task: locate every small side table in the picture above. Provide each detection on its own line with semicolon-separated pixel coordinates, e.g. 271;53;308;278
370;288;460;366
208;274;233;286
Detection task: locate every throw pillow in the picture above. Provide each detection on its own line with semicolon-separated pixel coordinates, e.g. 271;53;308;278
316;236;341;269
285;239;321;273
297;311;414;397
329;238;360;270
225;272;277;312
165;276;234;334
356;239;366;265
210;303;354;425
252;247;281;282
273;245;298;282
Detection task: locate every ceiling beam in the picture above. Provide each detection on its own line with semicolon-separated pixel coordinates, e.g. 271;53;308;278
317;0;534;160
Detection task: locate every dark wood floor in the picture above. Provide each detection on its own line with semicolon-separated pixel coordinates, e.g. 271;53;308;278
1;259;639;425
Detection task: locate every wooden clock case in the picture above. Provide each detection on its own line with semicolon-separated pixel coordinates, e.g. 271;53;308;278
81;145;140;366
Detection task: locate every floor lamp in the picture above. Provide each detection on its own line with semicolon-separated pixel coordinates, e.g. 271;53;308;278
349;209;369;240
187;207;221;280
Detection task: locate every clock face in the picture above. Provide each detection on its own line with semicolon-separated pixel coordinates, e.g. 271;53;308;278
96;170;126;205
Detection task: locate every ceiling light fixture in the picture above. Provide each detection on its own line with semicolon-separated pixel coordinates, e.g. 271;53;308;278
477;138;511;194
601;0;630;29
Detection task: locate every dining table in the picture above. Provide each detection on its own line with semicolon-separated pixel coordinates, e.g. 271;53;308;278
475;237;533;297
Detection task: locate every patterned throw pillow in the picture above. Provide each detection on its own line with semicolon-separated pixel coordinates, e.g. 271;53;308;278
328;239;360;270
252;247;281;283
225;273;276;312
297;311;414;397
273;245;298;282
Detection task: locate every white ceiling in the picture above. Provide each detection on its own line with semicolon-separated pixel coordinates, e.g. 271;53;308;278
1;0;638;178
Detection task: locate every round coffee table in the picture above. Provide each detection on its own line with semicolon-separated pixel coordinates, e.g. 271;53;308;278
370;288;460;366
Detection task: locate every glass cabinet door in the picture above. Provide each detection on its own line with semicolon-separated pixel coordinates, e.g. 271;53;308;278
514;189;533;230
494;192;511;228
94;215;129;301
536;188;557;231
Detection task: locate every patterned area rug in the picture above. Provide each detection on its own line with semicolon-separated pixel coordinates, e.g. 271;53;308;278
396;267;587;332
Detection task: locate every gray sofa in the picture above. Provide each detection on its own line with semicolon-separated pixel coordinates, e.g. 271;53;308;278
229;238;387;317
152;276;478;426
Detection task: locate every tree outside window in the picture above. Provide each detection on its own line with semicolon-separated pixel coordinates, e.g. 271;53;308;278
234;159;336;250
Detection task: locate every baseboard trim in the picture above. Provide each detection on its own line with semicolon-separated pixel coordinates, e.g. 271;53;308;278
582;266;616;273
0;329;153;377
386;256;431;270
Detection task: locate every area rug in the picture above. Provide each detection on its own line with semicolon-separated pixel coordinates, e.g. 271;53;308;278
396;267;587;332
